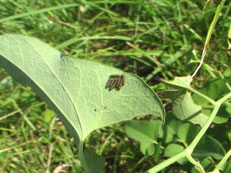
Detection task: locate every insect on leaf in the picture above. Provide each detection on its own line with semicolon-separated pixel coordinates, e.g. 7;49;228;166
106;74;125;91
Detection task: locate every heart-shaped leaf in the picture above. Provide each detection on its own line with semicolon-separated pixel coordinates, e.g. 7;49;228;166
177;123;225;160
172;91;208;127
165;76;192;89
125;120;163;156
0;34;165;142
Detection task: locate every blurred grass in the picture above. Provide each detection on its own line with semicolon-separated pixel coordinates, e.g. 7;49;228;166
0;0;231;172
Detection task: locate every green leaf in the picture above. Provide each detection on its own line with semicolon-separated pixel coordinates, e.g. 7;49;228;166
125;120;163;143
163;114;183;143
192;78;229;105
140;142;155;156
225;104;231;115
200;106;229;125
164;84;186;101
223;68;231;77
164;143;187;164
125;120;163;156
0;76;13;89
164;143;184;157
193;135;226;160
0;34;165;142
192;77;230;124
177;123;225;160
84;148;105;173
177;123;200;144
228;130;231;142
172;91;208;127
223;159;231;173
165;76;192;90
213;105;229;124
42;108;56;123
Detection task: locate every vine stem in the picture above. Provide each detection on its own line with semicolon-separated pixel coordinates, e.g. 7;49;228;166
213;149;231;172
147;92;231;173
189;93;231;151
191;0;226;78
188;102;220;150
146;150;187;173
191;48;207;78
78;140;90;173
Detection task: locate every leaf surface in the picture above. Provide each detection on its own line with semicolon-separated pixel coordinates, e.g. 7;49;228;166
172;91;208;127
177;123;226;160
0;34;165;141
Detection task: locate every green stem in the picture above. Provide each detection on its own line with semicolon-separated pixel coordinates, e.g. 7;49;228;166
78;140;90;173
189;103;220;150
146;150;187;173
214;149;231;172
217;92;231;104
147;91;231;173
187;154;205;173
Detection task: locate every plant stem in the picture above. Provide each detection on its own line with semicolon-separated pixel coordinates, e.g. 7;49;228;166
147;91;231;173
214;149;231;172
78;140;90;173
189;103;220;150
187;154;205;173
191;0;226;78
146;149;187;173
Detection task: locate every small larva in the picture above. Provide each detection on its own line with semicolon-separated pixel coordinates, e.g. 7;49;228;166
121;75;125;86
116;76;123;89
106;78;113;89
110;74;121;78
105;74;125;91
109;79;117;91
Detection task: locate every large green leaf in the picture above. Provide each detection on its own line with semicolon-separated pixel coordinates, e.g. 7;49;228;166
0;34;165;142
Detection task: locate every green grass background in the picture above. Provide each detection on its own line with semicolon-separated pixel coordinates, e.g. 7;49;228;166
0;0;230;172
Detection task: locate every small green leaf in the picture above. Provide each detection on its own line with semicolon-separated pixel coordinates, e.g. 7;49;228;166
225;104;231;115
213;105;229;124
201;107;229;125
223;159;231;173
163;114;183;143
125;120;163;143
165;76;192;90
84;148;105;173
172;91;208;127
227;130;231;142
0;76;13;89
192;78;229;105
165;84;186;101
177;123;200;144
223;68;231;77
42;108;56;123
125;120;162;156
164;143;184;157
140;142;155;156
